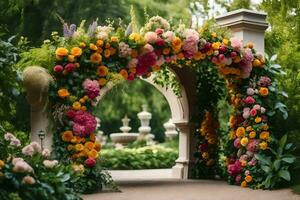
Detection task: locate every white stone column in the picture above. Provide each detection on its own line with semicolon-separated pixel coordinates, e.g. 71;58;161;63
172;120;190;179
216;9;268;54
30;107;52;150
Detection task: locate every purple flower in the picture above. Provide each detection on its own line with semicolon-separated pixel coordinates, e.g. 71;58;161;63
258;76;272;87
63;23;77;38
88;20;98;37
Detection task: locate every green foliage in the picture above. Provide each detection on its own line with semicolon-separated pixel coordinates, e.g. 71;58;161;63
95;79;171;142
101;145;178;169
255;135;296;189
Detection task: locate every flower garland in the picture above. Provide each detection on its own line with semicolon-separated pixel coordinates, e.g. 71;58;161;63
44;16;284;189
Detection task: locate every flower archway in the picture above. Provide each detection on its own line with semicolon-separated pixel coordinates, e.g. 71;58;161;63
41;16;287;190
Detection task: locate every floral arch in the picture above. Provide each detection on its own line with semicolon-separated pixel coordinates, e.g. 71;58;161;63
23;15;289;191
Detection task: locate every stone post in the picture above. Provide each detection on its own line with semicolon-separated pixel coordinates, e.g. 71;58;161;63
172;120;190;179
216;9;268;54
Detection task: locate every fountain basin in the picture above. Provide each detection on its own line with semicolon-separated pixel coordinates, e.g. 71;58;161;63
110;133;139;145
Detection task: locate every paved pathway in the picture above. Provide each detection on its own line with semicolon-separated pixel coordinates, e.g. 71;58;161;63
82;169;300;200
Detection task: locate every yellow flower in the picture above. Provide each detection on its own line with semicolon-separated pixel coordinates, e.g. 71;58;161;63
97;66;109;77
249;131;256;139
212;42;221;50
111;36;119;42
89;43;98;51
79;98;85;104
202;152;209;160
240;137;249;146
83;95;89;100
255;117;262;123
211;32;217;38
259;141;268;150
55;47;68;57
57;89;70;98
79;42;86;48
253;59;262;67
98;78;107;86
71;47;82;57
262;124;269;131
236;127;245;138
119;69;128;80
75;144;84;152
259;87;269;96
0;160;4;169
72;101;81;110
87;149;99;159
245;175;252;183
241;181;247;188
68;55;75;62
62;130;73;142
129;33;143;43
222;38;229;45
90;53;102;64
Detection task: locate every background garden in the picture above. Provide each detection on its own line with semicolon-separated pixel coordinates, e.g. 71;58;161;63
1;0;300;197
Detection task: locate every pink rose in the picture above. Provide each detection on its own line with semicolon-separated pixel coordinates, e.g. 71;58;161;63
65;63;75;72
234;138;241;148
253;104;261;110
155;28;164;35
244;96;255;104
54;65;63;72
243;107;250;119
250;108;257;117
144;32;158;44
143;44;154;53
230;38;242;51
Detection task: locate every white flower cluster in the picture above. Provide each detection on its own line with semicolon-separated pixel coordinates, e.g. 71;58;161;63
119;42;132;57
95;26;114;40
144;16;170;32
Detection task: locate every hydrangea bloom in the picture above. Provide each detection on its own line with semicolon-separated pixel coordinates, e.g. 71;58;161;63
69;110;97;136
82;79;100;99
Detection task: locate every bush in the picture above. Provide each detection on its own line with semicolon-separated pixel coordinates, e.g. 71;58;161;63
101;145;178;170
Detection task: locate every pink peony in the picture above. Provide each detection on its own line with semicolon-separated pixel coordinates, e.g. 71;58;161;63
4;132;15;141
242;48;254;62
54;65;64;72
230;38;242;51
240;61;252;78
22;145;35;156
65;63;76;72
85;158;96;167
183;37;198;55
10;138;21;147
253;104;261;110
258;76;272;87
72;110;97;136
137;52;157;76
227;160;242;176
234;138;241;148
155;28;164;35
250;108;257;117
143;44;154;53
247;139;259;152
13;160;33;173
82;79;100;99
244;96;255;104
144;31;158;44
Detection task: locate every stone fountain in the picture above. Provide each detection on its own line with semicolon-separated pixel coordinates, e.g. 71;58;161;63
137;104;154;140
163;118;178;140
110;115;139;145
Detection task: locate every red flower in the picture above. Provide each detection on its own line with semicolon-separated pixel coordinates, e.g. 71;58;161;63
54;65;63;72
137;52;157;76
65;63;76;72
85;158;96;167
66;110;76;118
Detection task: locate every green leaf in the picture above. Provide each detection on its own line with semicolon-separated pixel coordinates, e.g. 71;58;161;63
273;160;281;171
261;165;271;173
270;54;278;61
278;170;291;181
279;135;287;149
282;156;296;163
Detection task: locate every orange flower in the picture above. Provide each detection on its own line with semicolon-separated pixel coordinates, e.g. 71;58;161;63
105;43;110;49
90;53;102;64
97;66;109;76
241;181;247;188
206;50;213;56
68;55;75;62
58;89;70;98
163;48;170;55
245;175;252;183
89;43;98;51
81;106;87;111
84;141;94;150
109;47;116;55
98;78;107;86
193;52;202;60
236;127;245;138
119;69;128;79
87;149;98;159
104;49;111;58
152;65;160;72
259;87;269;96
75;144;84;152
211;32;217;38
222;38;229;45
79;98;85;104
94;142;101;151
62;131;73;142
259;141;268;150
177;52;184;59
255;117;262;123
131;49;138;58
90;133;96;142
249;131;256;139
253;59;262;67
171;37;182;52
71;47;82;57
55;47;68;57
83;95;89;100
212;42;221;50
96;40;104;47
262;124;269;131
129;67;136;74
259;131;270;140
247;42;254;49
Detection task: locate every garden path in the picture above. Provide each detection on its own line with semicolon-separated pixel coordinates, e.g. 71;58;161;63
82;169;300;200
